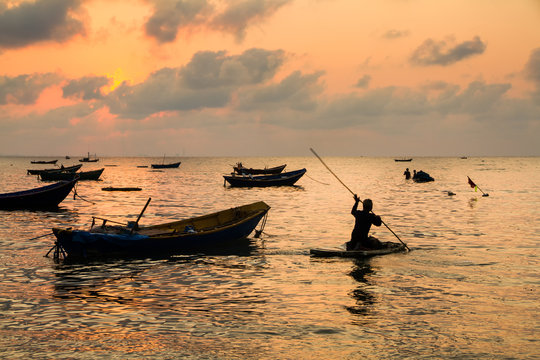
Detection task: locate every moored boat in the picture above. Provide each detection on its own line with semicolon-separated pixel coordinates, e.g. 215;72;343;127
224;168;306;187
27;164;82;175
310;241;406;258
151;161;181;169
39;168;104;181
394;158;412;162
79;152;99;162
0;178;78;210
233;162;286;175
52;201;270;257
31;160;58;164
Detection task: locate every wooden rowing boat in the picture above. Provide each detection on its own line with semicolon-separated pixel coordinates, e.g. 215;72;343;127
0;178;78;210
224;168;306;187
52;201;270;257
27;164;82;175
233;163;286;175
39;168;104;181
310;242;406;258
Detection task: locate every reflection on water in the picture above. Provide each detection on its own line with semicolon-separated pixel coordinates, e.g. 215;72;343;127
346;260;376;317
0;156;539;359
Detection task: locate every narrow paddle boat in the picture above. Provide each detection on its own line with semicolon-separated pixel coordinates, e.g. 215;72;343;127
51;201;270;258
310;241;406;258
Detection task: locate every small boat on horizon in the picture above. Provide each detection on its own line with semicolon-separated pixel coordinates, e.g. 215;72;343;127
79;152;99;162
151;161;181;169
30;159;58;164
394;158;413;162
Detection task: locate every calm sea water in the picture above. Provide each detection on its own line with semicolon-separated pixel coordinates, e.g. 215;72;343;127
0;156;538;359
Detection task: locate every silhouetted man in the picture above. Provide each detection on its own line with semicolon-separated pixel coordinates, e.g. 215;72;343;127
346;195;382;250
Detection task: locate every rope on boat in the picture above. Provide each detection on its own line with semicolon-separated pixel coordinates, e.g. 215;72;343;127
304;173;330;185
254;212;268;238
73;184;95;204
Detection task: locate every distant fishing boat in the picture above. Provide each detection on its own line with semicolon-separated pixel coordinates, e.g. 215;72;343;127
30;160;58;164
51;201;270;257
224;168;306;187
394;158;412;162
0;178;78;210
151;161;181;169
79;152;99;162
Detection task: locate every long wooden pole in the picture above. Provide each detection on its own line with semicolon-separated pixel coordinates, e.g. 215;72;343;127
310;148;409;251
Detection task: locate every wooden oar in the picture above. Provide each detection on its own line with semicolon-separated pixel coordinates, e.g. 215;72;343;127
310;148;409;251
130;197;151;234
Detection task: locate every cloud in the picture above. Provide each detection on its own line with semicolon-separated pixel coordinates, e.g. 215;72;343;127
62;76;110;100
236;70;325;111
410;36;486;66
355;74;371;89
144;0;211;43
0;73;61;105
211;0;292;41
0;0;86;49
524;47;540;92
144;0;292;43
382;29;409;39
106;48;286;118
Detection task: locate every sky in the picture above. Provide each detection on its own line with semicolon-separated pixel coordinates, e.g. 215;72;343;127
0;0;539;157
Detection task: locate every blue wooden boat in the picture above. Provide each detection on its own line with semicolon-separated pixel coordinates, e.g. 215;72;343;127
52;201;270;257
0;178;78;210
151;161;181;169
224;168;306;187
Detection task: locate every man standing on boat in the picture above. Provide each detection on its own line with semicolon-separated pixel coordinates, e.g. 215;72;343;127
346;195;382;250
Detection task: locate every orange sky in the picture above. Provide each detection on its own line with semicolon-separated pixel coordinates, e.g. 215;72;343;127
1;0;539;156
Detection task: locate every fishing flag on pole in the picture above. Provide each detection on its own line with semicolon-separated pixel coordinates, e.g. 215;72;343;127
468;176;478;192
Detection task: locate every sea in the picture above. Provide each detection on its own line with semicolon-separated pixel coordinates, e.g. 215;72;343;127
0;156;538;359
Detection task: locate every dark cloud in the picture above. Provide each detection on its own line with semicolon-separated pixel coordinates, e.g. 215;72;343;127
0;73;60;105
355;74;371;89
0;0;86;49
236;70;324;111
62;76;110;100
144;0;291;43
382;29;409;39
410;36;486;66
211;0;291;41
144;0;211;43
524;47;540;92
106;48;285;118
